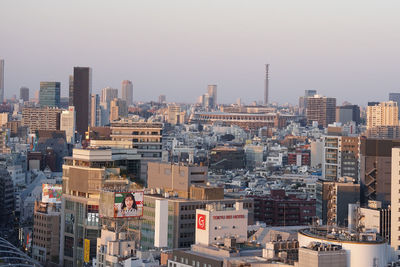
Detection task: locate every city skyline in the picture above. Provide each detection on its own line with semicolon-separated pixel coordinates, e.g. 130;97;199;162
1;1;400;105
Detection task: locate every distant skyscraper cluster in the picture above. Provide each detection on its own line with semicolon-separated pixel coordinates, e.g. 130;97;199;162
199;85;217;110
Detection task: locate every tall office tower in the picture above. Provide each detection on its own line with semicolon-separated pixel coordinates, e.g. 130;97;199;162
109;98;128;122
72;67;92;136
39;82;61;107
335;105;361;125
299;90;317;115
391;147;400;259
389;93;400;118
306;95;336;127
264;64;269;105
367;101;399;130
60;106;76;144
20;87;29;102
159;94;166;104
121;80;133;106
100;87;118;106
0;59;4;103
90;94;101;127
68;75;74;106
207;85;217;108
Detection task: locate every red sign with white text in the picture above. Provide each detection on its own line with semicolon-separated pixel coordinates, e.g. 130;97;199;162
197;214;206;230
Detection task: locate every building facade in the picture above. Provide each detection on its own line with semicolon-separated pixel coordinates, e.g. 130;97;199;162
60;106;76;144
121;80;133;106
367;101;399;130
72;67;92;136
20;87;29;102
306;95;336;127
22;107;62;133
39;82;61;107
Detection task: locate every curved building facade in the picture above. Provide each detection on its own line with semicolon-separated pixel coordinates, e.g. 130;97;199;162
298;228;390;267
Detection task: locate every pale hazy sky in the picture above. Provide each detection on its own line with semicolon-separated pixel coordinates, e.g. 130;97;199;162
1;0;399;105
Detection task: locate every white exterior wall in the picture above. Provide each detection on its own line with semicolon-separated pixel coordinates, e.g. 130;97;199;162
298;232;390;267
392;147;400;261
195;204;248;246
154;199;168;248
310;139;323;168
60;106;75;144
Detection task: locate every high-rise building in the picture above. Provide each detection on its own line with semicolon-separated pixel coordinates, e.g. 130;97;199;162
72;67;92;136
0;59;4;103
68;75;74;106
367;101;399;130
39;82;60;107
306;95;336;127
335;105;361;125
121;80;133;106
299;90;317;115
60;106;76;144
207;85;217;108
100;87;118;106
264;64;269;105
20;87;29;102
389;93;400;118
90;94;101;127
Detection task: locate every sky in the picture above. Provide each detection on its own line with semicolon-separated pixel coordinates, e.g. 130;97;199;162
1;0;400;106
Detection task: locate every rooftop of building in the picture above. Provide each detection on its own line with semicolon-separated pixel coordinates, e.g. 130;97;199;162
299;227;386;244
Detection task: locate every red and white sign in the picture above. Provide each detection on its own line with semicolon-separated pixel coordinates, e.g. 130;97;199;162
197;214;206;230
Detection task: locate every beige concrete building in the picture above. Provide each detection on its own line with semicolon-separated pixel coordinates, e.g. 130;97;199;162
60;106;76;144
0;112;8;126
22;107;62;133
167;105;185;125
391;147;400;260
109;98;128;122
367;101;399;130
298;244;346;267
147;162;207;198
32;201;61;266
